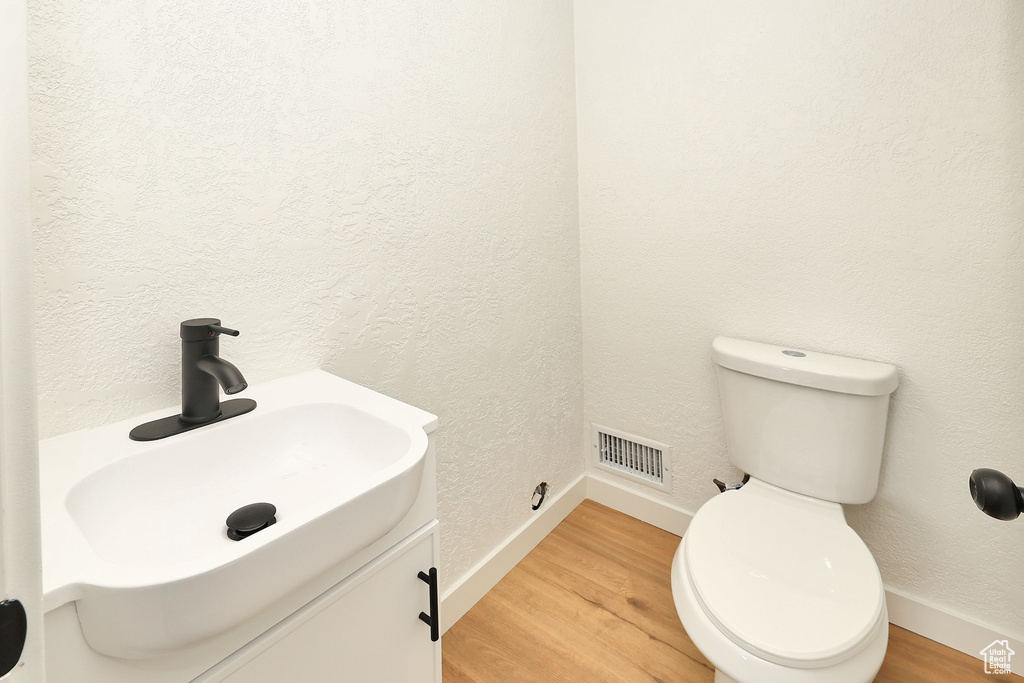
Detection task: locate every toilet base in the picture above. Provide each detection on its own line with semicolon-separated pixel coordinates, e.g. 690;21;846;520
715;671;739;683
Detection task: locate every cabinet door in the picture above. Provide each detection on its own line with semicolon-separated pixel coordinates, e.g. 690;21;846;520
202;525;439;683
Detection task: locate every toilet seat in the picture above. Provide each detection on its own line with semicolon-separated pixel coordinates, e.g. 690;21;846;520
684;479;885;669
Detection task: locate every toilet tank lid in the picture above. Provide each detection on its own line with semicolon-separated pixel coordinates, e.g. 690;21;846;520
712;337;898;396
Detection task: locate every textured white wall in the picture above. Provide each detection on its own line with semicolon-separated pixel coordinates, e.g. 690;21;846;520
28;0;584;592
576;0;1024;639
28;0;1024;646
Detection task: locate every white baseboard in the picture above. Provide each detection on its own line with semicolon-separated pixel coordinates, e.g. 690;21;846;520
441;473;1018;664
585;473;695;537
885;587;1023;662
439;474;588;634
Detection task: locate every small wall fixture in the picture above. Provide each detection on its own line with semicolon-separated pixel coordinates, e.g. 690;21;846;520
969;468;1024;521
531;482;548;510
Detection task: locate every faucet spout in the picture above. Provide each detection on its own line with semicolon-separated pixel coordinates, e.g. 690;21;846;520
129;318;257;440
176;318;254;425
196;355;248;395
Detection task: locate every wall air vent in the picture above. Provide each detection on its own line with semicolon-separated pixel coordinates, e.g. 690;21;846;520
592;424;671;492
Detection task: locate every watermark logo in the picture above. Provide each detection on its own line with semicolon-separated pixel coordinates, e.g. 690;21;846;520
981;640;1015;675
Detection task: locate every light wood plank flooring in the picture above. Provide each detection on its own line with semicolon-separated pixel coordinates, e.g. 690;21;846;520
443;500;1022;683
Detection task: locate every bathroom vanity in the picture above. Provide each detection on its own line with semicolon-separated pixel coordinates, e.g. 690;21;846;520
194;523;439;682
39;371;440;683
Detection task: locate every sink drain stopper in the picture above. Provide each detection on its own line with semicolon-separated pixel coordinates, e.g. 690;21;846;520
226;502;277;540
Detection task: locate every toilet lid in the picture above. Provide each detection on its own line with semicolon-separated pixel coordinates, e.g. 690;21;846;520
684;481;885;668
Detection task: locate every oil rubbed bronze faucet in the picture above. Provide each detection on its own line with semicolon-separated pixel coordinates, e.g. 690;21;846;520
129;318;256;441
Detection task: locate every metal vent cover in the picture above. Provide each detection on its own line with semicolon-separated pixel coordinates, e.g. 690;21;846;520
592;424;671;492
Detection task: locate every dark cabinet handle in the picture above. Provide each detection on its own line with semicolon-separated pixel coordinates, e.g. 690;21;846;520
418;568;439;642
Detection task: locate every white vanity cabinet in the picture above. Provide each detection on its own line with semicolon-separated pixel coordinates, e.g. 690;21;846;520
194;522;441;683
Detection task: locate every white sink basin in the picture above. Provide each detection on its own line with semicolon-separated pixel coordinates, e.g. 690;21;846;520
39;370;436;659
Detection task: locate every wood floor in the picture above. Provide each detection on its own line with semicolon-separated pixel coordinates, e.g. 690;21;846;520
443;500;1022;683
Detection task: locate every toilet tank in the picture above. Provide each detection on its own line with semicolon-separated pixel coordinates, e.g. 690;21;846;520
712;337;898;504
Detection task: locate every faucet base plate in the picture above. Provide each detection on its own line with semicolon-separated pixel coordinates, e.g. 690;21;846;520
129;399;257;441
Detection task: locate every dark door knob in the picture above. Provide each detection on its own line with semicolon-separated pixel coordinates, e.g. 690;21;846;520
970;469;1024;521
0;600;27;677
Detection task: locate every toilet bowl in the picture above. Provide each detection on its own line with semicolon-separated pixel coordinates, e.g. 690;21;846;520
671;479;888;683
670;337;898;683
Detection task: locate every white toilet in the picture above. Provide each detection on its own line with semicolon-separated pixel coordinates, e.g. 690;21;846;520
671;337;899;683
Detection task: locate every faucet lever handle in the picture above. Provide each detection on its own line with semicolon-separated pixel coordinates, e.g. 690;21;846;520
207;324;239;337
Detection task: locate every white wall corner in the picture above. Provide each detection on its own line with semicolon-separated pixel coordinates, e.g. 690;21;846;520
584;473;694;537
439;474;588;634
438;472;692;634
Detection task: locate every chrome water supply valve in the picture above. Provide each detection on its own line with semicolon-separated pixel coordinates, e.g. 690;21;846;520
713;473;750;493
531;482;548;510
